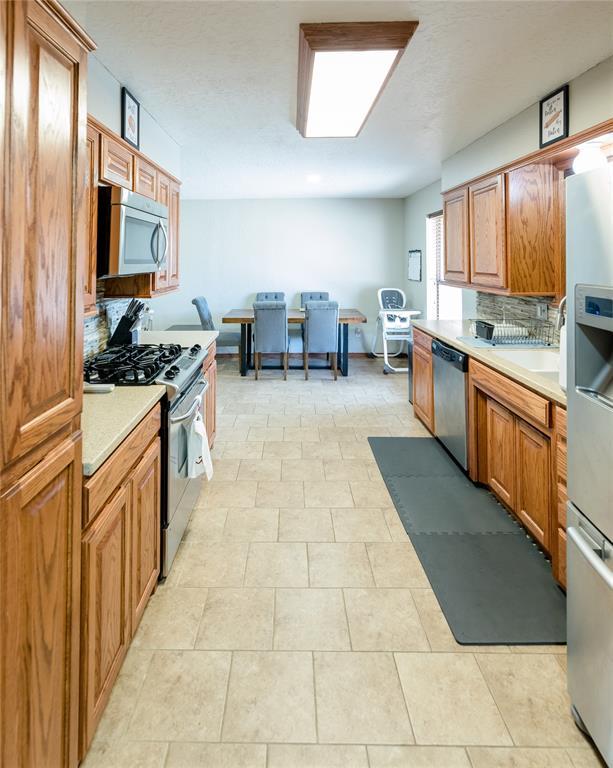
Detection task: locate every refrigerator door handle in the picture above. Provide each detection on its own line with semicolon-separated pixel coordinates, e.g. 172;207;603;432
567;526;613;589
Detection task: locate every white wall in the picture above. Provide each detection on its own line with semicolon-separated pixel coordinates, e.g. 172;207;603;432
442;56;613;191
403;181;476;319
150;198;405;351
88;55;181;178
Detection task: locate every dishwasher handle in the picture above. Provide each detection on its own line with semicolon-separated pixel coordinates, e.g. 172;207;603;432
431;339;468;372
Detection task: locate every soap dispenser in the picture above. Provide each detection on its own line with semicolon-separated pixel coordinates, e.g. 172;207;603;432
557;296;567;391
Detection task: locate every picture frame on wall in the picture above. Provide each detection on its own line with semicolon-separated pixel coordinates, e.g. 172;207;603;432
539;84;569;148
408;249;422;281
121;87;140;149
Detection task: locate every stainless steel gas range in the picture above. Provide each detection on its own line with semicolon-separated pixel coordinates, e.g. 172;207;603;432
84;342;211;576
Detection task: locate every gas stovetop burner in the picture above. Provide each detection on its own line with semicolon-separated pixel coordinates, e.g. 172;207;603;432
84;344;182;386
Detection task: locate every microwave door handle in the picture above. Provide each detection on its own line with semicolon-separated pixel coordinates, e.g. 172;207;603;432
150;223;160;265
158;222;169;266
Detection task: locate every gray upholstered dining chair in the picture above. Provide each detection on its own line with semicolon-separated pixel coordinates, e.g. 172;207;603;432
256;292;285;302
303;300;339;380
301;291;329;306
191;296;241;349
253;301;289;380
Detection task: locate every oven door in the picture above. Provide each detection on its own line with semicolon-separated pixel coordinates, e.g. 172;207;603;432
163;376;209;576
110;203;168;276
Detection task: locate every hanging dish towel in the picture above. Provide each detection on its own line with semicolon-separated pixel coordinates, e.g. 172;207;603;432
187;409;213;480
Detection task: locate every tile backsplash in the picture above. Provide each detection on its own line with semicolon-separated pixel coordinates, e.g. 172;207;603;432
476;293;561;344
84;298;131;359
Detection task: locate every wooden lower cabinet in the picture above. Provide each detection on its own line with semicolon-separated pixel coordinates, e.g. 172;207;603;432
552;406;568;587
485;398;516;509
412;342;434;432
0;436;82;768
80;416;161;757
515;418;551;548
131;439;161;632
80;485;131;754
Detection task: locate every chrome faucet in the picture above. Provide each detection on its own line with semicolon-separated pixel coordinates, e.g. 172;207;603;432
556;296;567;331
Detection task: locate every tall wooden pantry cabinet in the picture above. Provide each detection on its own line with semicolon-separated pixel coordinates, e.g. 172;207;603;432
0;2;94;766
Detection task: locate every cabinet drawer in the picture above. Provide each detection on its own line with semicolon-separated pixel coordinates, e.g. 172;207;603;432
469;358;550;429
134;156;157;199
412;328;432;352
83;404;161;527
555;406;567;439
203;342;216;372
100;134;133;188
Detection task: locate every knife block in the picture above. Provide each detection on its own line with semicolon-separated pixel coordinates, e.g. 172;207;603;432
108;316;139;347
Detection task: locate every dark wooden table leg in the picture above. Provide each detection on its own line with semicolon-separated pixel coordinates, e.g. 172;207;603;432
341;323;349;376
240;323;247;376
246;323;252;371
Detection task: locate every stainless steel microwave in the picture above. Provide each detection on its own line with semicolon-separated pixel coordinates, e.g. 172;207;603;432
97;186;168;278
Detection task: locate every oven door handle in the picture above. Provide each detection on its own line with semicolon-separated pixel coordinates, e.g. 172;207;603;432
169;380;209;424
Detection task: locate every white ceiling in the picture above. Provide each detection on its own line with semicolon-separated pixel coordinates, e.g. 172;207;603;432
67;1;613;199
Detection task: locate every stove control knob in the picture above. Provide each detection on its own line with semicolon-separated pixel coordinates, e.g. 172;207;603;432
169;365;180;373
189;344;202;356
165;369;177;380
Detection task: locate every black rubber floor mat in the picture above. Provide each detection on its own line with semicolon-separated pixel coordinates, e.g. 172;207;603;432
411;532;566;644
387;475;520;535
369;436;566;645
368;436;461;477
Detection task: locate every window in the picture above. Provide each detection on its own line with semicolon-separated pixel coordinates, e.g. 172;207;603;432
426;211;462;320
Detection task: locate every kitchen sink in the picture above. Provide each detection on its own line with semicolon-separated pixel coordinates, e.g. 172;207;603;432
490;347;560;373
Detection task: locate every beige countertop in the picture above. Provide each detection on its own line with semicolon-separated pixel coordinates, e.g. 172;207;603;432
412;319;567;406
139;330;218;349
82;385;166;476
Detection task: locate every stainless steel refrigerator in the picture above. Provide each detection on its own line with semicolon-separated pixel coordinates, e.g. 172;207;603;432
566;165;613;766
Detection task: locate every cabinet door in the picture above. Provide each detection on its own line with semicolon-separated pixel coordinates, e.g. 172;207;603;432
84;124;99;315
413;344;434;433
1;1;86;475
100;134;133;189
204;360;217;449
516;419;551;549
130;438;161;632
443;188;470;284
485;398;516;510
469;174;506;289
134;156;157;200
167;180;181;289
152;173;171;291
80;484;131;756
0;436;81;768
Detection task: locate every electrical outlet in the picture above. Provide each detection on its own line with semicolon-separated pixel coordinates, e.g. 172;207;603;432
536;301;548;320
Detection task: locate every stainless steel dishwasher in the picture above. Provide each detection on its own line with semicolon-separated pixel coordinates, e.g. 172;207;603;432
431;339;469;470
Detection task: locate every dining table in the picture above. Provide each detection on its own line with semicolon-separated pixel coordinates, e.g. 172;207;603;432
221;308;367;376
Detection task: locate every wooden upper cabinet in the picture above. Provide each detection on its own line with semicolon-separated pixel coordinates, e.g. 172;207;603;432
516;418;551;549
153;173;171;291
0;436;82;768
131;438;161;632
505;163;561;295
485;398;516;510
80;483;131;757
84;124;100;315
167;180;181;288
443;188;470;284
134;156;158;199
100;134;133;188
469;174;507;289
1;0;87;477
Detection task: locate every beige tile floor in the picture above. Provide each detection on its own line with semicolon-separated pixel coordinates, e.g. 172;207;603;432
83;358;603;768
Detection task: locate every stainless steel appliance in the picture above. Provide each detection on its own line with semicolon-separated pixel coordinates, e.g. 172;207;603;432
431;339;468;470
566;166;613;766
97;186;168;278
84;341;211;577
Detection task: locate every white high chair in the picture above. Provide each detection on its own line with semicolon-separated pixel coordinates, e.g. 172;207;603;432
371;288;420;374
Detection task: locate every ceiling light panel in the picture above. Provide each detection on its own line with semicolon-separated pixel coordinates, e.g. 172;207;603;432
297;21;418;139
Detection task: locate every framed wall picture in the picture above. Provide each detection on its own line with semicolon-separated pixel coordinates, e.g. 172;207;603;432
121;87;140;149
408;249;422;281
539;84;569;148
